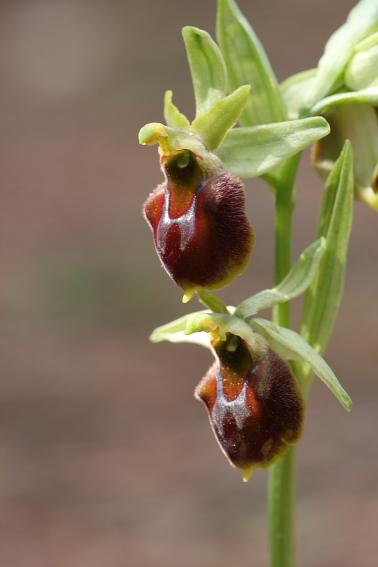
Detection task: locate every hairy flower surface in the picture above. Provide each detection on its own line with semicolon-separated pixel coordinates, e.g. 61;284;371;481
195;332;305;480
144;149;255;302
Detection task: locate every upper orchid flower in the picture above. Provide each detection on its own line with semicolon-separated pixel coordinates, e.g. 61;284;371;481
143;145;254;303
139;25;330;301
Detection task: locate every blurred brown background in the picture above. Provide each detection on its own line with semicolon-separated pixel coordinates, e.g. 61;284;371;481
0;0;377;565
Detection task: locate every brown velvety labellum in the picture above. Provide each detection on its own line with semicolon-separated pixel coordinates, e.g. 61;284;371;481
143;150;255;296
195;334;305;472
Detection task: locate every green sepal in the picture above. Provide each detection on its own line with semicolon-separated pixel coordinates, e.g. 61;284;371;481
235;238;326;318
301;140;354;354
182;26;228;119
301;0;378;115
308;85;378;116
191;85;251;151
150;310;212;348
249;318;352;411
214;117;330;178
164;91;191;132
216;0;287;126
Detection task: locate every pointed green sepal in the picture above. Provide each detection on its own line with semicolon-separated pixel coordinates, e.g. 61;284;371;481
249;318;352;411
191;85;251;151
235;237;326;318
164;91;191;132
182;26;228;119
217;0;287;126
214;117;330;178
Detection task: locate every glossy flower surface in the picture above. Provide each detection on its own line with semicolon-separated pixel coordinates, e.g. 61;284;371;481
144;149;255;302
195;332;304;480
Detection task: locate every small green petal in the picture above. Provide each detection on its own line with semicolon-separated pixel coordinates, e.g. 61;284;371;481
191;85;250;151
164;91;191;132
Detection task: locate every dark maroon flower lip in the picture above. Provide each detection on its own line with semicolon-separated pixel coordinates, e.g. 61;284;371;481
143;149;255;302
195;333;305;480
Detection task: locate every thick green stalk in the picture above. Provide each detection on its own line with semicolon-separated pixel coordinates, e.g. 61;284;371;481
272;152;302;329
269;152;302;567
268;446;298;567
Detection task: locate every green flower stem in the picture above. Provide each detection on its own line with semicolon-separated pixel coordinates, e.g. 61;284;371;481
268;446;298;567
272;152;302;329
269;151;302;567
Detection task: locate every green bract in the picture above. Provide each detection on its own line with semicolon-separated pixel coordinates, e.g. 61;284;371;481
302;141;355;354
235;238;326;318
294;141;355;397
213;118;330;178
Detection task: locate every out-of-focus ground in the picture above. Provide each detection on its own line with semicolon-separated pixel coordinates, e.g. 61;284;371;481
0;0;377;565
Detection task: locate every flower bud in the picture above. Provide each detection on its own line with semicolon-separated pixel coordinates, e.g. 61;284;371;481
345;32;378;91
195;333;305;481
143;149;255;302
312;103;378;211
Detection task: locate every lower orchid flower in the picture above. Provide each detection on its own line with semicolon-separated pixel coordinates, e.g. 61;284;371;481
195;330;304;481
150;241;352;481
